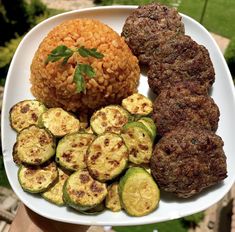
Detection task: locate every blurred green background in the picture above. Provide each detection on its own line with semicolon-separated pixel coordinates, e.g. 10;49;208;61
0;0;234;231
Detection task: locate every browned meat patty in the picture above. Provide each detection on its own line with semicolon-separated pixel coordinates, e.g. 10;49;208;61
148;34;215;95
150;126;227;198
121;3;184;64
152;85;220;136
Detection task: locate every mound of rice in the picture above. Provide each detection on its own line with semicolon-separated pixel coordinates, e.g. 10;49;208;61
30;19;140;112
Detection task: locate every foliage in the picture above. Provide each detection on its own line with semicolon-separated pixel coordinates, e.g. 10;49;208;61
224;37;235;77
182;211;204;228
95;0;177;6
0;155;10;188
114;218;188;232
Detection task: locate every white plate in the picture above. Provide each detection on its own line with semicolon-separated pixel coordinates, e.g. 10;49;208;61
2;6;235;226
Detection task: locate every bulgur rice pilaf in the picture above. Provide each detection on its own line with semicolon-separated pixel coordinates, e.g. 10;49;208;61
30;18;140;112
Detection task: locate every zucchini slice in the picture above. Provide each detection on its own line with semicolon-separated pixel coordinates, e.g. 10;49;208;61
90;105;130;134
63;170;107;211
13;125;56;165
121;122;153;164
86;133;128;182
119;167;160;216
122;93;153;116
18;162;58;193
138;117;157;141
10;100;47;132
40;108;80;137
56;133;95;171
81;202;105;215
105;182;122;212
42;167;69;206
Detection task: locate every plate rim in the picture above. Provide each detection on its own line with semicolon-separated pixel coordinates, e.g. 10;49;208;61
1;5;235;226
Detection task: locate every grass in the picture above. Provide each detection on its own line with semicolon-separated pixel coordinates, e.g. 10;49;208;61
179;0;235;39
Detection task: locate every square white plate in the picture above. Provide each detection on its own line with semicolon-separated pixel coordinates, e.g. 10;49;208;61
1;6;235;226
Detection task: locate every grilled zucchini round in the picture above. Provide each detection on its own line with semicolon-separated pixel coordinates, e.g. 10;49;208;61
105;182;122;212
119;167;160;216
122;93;153;116
138;117;157;141
56;133;95;171
63;170;107;211
10;100;47;132
90;105;130;134
39;108;80;137
42;167;69;206
121;122;153;164
18;162;58;193
86;133;128;182
13;125;56;165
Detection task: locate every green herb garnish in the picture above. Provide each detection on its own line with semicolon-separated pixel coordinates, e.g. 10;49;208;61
46;45;73;64
46;45;104;93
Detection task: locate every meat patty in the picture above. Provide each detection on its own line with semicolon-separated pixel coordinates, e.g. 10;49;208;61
147;34;215;95
150;126;227;198
152;85;220;136
121;3;184;64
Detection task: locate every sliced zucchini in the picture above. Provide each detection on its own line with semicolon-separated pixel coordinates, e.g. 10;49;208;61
121;122;153;164
56;133;95;171
13;125;56;165
119;167;160;216
86;133;128;182
39;108;80;137
18;162;58;193
122;93;153;116
42;167;69;206
105;182;122;212
138;117;157;141
81;202;105;215
63;170;107;211
10;100;47;132
90;105;130;134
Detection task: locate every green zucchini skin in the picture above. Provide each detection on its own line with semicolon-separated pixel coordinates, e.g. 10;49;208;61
86;133;128;182
80;202;105;215
10;100;47;132
42;167;69;206
90;105;130;135
122;93;153;116
119;167;160;217
121;122;153;164
18;162;58;194
39;108;80;137
138;117;157;141
13;125;56;165
63;170;107;211
56;133;96;172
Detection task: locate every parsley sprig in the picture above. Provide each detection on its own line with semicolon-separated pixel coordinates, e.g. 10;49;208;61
46;45;104;93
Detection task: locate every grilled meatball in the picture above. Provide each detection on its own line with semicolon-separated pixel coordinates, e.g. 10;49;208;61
148;34;215;95
150;126;227;198
152;85;220;136
121;3;184;64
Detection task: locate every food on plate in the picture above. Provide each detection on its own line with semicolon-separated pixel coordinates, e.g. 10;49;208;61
18;162;58;193
119;167;160;216
13;125;56;165
152;86;220;136
121;3;184;64
39;108;80;137
137;117;157;140
150;126;227;198
86;133;128;182
105;182;122;212
121;122;153;164
148;34;215;95
42;167;69;206
10;100;47;132
121;93;153;116
56;133;95;171
63;169;107;211
30;18;140;112
90;105;130;134
82;202;105;215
